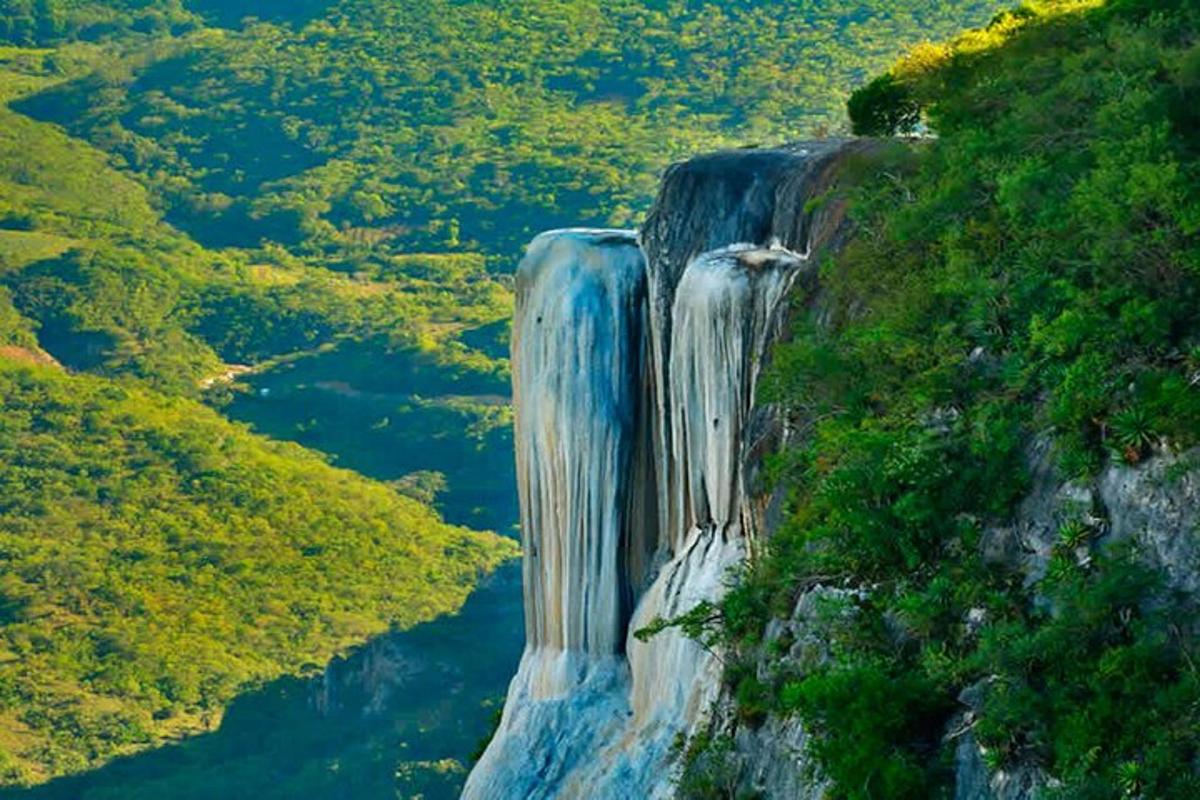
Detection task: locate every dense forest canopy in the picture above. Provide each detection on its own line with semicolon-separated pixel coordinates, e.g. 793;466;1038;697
11;0;1009;259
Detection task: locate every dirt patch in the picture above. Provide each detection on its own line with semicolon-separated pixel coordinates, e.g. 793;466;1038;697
0;345;61;368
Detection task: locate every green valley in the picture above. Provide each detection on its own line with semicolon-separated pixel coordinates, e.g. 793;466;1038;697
0;359;516;784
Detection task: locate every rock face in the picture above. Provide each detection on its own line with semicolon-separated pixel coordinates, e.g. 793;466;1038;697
464;140;1200;799
1099;449;1200;597
953;728;1047;800
463;144;862;800
983;439;1200;598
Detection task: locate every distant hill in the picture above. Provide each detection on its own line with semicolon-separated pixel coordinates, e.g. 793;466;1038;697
0;28;515;786
12;0;1009;259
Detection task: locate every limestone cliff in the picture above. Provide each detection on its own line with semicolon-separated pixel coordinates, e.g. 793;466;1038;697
462;140;1200;800
463;142;867;800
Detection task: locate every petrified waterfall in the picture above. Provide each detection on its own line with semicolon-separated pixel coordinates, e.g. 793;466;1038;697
512;229;655;687
666;245;804;548
464;142;858;800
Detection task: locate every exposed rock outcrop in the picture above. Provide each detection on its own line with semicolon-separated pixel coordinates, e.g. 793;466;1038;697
1100;449;1200;597
463;140;1200;800
464;143;866;799
983;439;1200;598
953;728;1048;800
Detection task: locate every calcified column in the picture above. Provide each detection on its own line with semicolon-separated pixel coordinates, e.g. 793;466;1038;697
512;228;655;674
463;229;655;800
627;244;804;726
667;245;804;548
641;142;847;556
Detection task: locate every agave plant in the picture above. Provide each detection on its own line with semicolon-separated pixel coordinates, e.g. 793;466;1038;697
1116;759;1144;799
1108;406;1158;464
1045;552;1081;584
1185;344;1200;386
1057;518;1094;551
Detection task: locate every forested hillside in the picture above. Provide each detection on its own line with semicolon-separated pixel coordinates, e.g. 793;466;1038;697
0;361;515;785
0;43;509;395
682;1;1200;797
11;0;1009;259
0;19;515;787
0;0;1011;790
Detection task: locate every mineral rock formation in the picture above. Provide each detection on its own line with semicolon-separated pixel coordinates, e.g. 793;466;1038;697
465;143;859;799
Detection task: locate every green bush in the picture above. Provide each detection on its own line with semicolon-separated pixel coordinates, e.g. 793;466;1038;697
780;660;949;800
848;74;922;136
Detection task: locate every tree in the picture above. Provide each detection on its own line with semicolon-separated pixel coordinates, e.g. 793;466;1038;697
847;74;921;136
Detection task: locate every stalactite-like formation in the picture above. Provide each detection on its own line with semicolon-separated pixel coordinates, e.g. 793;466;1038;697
463;229;655;800
666;245;804;549
512;229;654;671
464;142;861;800
641;141;846;555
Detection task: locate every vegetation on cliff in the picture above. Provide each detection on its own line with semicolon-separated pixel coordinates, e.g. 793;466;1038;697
695;1;1200;798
